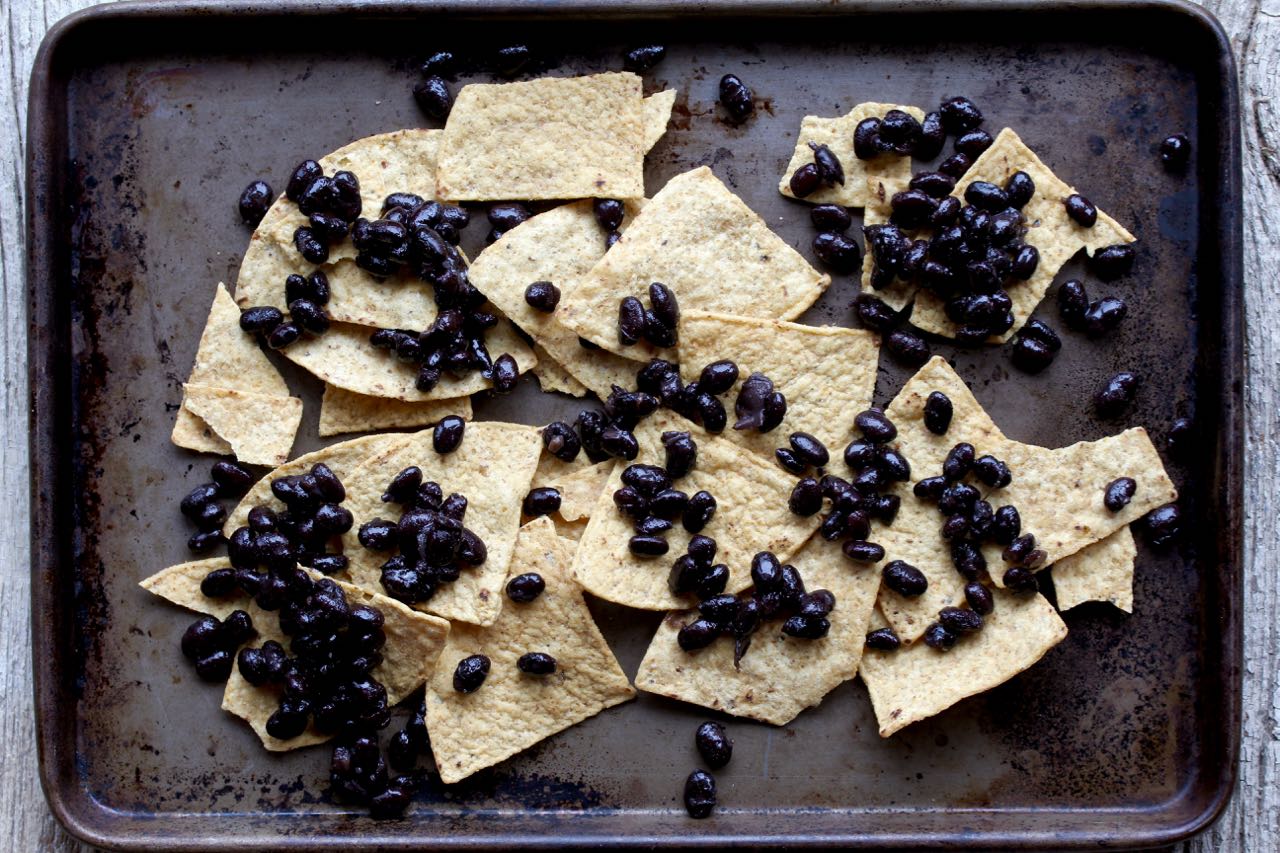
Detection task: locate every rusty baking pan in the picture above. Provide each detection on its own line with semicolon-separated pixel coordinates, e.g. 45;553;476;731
27;0;1242;849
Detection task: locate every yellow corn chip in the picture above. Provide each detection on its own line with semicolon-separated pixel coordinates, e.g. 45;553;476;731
318;384;472;437
532;351;589;397
572;411;820;611
426;518;635;783
634;534;881;725
1051;526;1136;612
557;167;831;360
860;588;1067;737
642;89;677;151
436;73;646;201
182;385;302;467
676;311;879;462
777;103;924;208
534;459;616;524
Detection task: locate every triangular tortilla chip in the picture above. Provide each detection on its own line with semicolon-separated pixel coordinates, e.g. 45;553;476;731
466;200;642;398
572;410;820;610
532;349;589;397
872;357;1175;642
777;103;924;208
676;311;879;462
278;318;536;402
531;459;615;523
223;432;410;536
642;89;677;152
557;167;831;360
318;384;472;437
1051;525;1136;612
172;410;233;455
235;129;443;328
859;588;1067;737
140;559;450;751
907;128;1135;342
182;385;302;467
435;73;646;201
425;517;635;783
340;422;542;626
634;533;881;725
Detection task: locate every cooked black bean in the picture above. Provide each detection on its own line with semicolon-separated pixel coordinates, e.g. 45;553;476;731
427;415;465;454
889;188;938;229
783;615;831;639
677;619;720;651
1160;133;1191;172
969;500;994;539
782;433;826;468
1141;502;1182;547
1064;193;1098;227
939;606;984;634
964;181;1009;212
494;44;531;76
733;372;774;431
623;44;666;72
959;583;993;617
1104;477;1137;512
747;551;781;592
972;455;1012;488
487;202;531;232
635;516;673;536
453;654;490;693
949;540;985;580
812;231;861;273
841;507;873;540
1002;533;1037;565
239;305;284;334
842;539;885;564
522;487;562;517
915;393;952;439
923;622;958;651
788;163;822;198
312;554;349;575
1084;296;1128;338
913;476;947;501
628;534;669;557
942;513;970;541
865;627;901;651
668;555;704;596
684;769;717;819
682;534;715;566
618;296;646;345
853;294;906;332
855;409;897;444
516;652;556;675
938;482;980;516
523;280;561;313
989;505;1020;546
1003;170;1036;208
885;329;930;367
718;73;754;122
939;96;983;133
237;180;274;226
954;129;994;158
1095;371;1139;417
180;482;219;519
382;466;422;504
943;442;975;481
314;503;354;535
879;109;922;155
1002;565;1040;594
1053;281;1088;332
648;489;688;520
809;142;845;186
293;225;328;263
909;170;955;199
915;110;946;159
656;432;695;481
878;448;911;483
773;448;804;474
1167;417;1193;459
683;491;717;533
285;160;323;203
788;477;823;516
938;152;973;178
695;721;733;769
266;321;300;350
1091;244;1136;281
223;608;256;644
183;528;220;555
760;392;787;433
809;204;852;233
541;421;581;463
622;463;671;496
698;594;739;626
696;564;730;599
853;117;885;160
882;560;928;597
646;283;680;335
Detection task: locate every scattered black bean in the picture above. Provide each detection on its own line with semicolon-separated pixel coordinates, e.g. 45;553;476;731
938;152;973;178
1064;193;1098;227
1002;565;1040;594
812;231;861;273
842;539;885;563
677;618;720;651
972;454;1012;488
789;477;823;516
991;505;1021;545
413;76;453;120
1160;133;1191;172
1141;503;1182;547
865;627;901;651
517;652;556;675
954;129;994;158
1104;477;1137;512
718;74;754;122
524;280;561;313
695;721;732;769
629;534;669;556
885;329;930;367
916;111;946;159
541;421;581;462
618;296;646;346
855;409;897;444
683;491;717;533
453;654;490;693
624;44;667;72
939;606;984;634
522;487;561;517
684;769;717;819
1091;244;1136;281
1084;296;1128;338
494;45;531;77
923;391;953;435
923;622;958;651
810;204;852;232
853;118;885;161
490;353;519;393
1095;371;1139;418
964;582;995;615
237;180;274;226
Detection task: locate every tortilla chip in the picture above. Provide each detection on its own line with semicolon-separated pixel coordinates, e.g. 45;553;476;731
872;357;1175;641
340;422;542;626
642;89;677;151
172;410;233;455
140;561;450;752
909;128;1135;341
572;411;820;611
634;534;881;725
534;459;615;523
235;129;443;328
318;384;472;437
777;103;924;208
860;588;1067;737
676;311;879;462
182;385;302;467
466;199;642;398
426;517;635;783
532;351;589;397
435;73;646;201
279;318;537;402
556;167;831;360
1051;526;1136;612
223;432;410;537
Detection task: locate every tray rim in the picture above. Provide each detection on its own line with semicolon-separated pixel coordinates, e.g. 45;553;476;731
26;0;1244;849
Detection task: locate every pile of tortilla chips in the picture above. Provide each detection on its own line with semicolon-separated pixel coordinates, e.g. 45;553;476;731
152;75;1175;793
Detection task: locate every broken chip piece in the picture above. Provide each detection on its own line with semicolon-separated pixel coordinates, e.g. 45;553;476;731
318;384;472;437
1050;525;1137;613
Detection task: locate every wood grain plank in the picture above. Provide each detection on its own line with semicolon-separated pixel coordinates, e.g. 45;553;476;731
1;1;1272;850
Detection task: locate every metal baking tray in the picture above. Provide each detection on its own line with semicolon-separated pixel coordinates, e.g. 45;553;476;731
27;0;1243;849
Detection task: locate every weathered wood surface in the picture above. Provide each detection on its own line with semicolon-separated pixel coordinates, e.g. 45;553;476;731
1;1;1274;849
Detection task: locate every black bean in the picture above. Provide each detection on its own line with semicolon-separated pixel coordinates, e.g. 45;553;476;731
494;44;531;76
812;231;861;273
788;163;821;198
523;280;561;313
683;491;717;533
684;769;717;819
1005;243;1039;280
656;432;695;481
1064;193;1097;227
541;422;581;463
877;448;911;483
853;117;885;160
760;392;788;433
677;619;720;651
733;372;774;432
695;564;730;599
624;44;666;72
780;433;825;468
1003;170;1035;208
617;296;646;346
853;294;906;332
810;204;852;232
695;721;733;769
889;188;938;229
949;541;985;580
972;454;1012;488
266;320;300;350
622;463;671;497
913;110;946;159
939;606;984;634
916;392;952;438
679;535;714;567
522;487;562;517
964;181;1009;212
882;560;928;597
771;447;802;474
923;622;958;651
943;442;975;481
939;96;983;134
486;353;517;393
208;461;253;498
842;539;885;564
239;305;284;334
885;329;931;367
1002;533;1037;565
1084;296;1128;338
180;482;219;519
382;466;422;505
292;225;328;264
698;594;739;626
879;109;922;155
1104;477;1137;512
1091;244;1135;281
865;627;901;651
855;409;897;443
649;489;689;520
938;482;980;516
783;615;830;639
718;73;754;122
788;477;823;517
1002;565;1040;594
912;476;946;501
629;534;669;557
1141;503;1182;547
954;129;994;158
1095;371;1139;417
958;584;993;617
807;142;845;188
285;160;323;202
906;172;951;201
312;554;348;575
991;505;1021;545
237;180;274;227
453;654;490;693
516;651;557;676
938;152;973;179
313;503;354;535
1053;281;1088;332
636;516;673;536
1160;133;1191;173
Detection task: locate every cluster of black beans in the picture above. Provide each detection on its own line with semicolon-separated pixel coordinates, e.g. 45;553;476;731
676;552;835;665
286;160;363;264
790;410;905;562
612;430;713;555
807;203;861;275
413;51;456;121
331;729;418;818
684;720;731;819
1009;274;1133;374
181;609;256;681
351;193;469;278
225;463;355;577
618;282;680;348
179;459;256;553
240;270;332;350
357;467;488;606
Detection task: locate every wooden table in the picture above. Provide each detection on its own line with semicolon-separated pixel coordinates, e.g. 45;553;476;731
2;1;1275;849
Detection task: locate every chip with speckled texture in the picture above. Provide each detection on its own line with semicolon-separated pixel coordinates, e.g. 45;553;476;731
181;385;302;467
1051;525;1137;612
318;384;472;437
